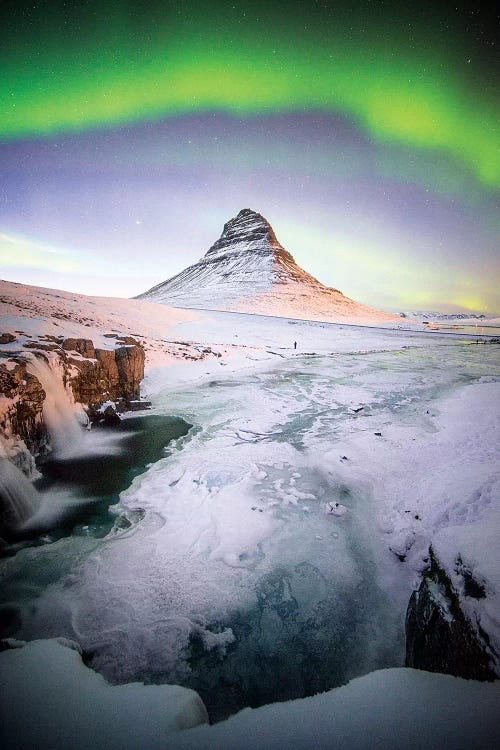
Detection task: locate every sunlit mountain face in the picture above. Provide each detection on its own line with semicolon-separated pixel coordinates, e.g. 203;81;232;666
0;0;498;314
137;208;400;323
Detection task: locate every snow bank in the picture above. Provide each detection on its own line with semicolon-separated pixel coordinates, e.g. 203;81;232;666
0;279;195;340
0;639;208;750
174;667;500;750
2;640;498;750
0;279;200;370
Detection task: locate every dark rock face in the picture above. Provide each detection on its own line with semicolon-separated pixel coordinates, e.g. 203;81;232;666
205;209;294;264
100;405;122;427
405;548;497;681
114;346;144;400
0;359;47;455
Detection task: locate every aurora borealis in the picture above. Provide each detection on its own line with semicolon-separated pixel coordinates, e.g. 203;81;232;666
1;0;499;313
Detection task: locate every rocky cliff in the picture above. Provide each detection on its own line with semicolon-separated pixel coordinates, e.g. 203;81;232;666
0;336;145;467
405;547;498;681
0;359;47;471
63;338;145;405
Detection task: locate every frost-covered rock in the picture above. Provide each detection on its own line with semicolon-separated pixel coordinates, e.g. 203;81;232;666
405;547;497;680
389;528;416;561
0;358;47;456
0;333;16;344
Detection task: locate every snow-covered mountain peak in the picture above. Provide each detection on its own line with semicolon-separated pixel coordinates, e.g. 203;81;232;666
205;208;281;259
138;209;399;324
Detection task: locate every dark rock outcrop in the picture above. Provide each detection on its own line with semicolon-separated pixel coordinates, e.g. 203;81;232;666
70;344;145;404
0;359;47;456
62;338;96;358
100;405;122;427
114;346;144;399
0;333;16;344
405;547;497;680
1;337;145;461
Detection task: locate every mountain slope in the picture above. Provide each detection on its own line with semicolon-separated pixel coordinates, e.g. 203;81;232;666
138;209;399;323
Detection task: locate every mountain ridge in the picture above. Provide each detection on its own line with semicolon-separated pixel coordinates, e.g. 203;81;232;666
138;209;399;324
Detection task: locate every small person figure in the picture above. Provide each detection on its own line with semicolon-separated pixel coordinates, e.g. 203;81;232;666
293;341;297;350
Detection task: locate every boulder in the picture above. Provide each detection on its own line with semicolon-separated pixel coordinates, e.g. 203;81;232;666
0;333;16;344
101;405;121;427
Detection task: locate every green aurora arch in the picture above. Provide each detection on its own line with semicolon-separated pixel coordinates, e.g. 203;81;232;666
1;1;498;187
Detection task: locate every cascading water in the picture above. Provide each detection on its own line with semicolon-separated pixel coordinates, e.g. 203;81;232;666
0;457;40;536
0;356;84;540
27;355;84;458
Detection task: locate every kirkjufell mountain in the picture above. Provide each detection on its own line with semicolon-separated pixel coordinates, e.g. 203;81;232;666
138;209;398;323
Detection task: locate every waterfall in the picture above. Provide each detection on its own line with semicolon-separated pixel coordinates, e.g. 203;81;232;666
27;355;84;458
0;457;40;534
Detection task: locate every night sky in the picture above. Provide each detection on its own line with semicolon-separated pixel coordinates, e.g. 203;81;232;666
1;1;498;313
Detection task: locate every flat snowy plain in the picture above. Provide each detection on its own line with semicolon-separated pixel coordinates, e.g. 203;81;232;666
1;282;499;748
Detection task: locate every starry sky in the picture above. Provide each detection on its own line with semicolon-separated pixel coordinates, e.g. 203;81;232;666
0;0;498;313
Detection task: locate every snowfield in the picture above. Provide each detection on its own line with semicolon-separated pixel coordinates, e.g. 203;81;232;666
1;279;499;747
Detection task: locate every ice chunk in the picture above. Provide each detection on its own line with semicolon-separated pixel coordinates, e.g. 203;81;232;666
324;501;348;517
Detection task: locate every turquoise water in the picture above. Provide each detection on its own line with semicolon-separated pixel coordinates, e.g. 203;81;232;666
3;415;191;548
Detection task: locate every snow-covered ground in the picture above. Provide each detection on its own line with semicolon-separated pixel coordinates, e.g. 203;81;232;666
1;280;499;746
0;279;225;370
174;667;500;750
0;638;208;749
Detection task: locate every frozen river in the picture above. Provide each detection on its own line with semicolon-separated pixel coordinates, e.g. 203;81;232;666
1;340;499;720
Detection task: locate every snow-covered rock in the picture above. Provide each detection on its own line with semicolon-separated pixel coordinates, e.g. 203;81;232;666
138;209;399;324
405;547;497;680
